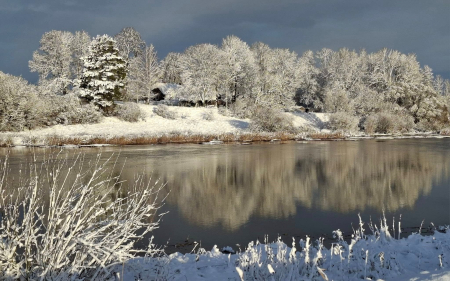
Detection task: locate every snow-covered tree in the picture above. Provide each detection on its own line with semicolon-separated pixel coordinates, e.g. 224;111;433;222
295;50;321;109
161;52;183;84
127;44;161;101
251;44;300;108
114;27;145;59
221;35;257;104
71;31;91;81
0;71;45;131
79;35;127;113
180;44;225;103
433;75;445;96
29;30;74;94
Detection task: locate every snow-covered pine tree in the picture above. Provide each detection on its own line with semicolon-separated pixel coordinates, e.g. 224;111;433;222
79;35;127;113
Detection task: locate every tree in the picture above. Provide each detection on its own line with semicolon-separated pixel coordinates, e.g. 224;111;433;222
0;71;44;131
79;35;127;113
127;44;161;102
114;27;145;59
29;30;74;94
71;31;91;80
160;52;183;84
251;43;300;108
180;44;225;103
221;35;257;104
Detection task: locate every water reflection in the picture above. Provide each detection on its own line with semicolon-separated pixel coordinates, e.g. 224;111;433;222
144;141;450;230
1;140;449;234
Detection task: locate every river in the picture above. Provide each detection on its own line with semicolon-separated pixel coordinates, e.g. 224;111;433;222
2;139;449;253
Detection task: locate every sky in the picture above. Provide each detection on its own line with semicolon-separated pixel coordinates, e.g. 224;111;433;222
0;0;449;83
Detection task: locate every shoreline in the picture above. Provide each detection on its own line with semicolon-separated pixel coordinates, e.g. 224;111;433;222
0;131;449;148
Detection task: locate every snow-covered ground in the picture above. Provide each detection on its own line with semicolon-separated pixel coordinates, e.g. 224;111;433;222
0;105;329;145
114;224;450;281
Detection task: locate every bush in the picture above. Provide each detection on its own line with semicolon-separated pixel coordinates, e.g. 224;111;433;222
115;102;145;122
364;112;414;134
249;105;297;133
153;104;177;119
0;72;46;131
328;112;359;132
229;99;254;119
201;110;215;121
0;154;164;279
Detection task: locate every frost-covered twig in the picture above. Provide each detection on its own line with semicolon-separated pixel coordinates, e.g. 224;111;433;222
0;152;166;280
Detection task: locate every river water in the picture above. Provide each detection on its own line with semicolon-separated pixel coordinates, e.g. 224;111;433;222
2;139;450;253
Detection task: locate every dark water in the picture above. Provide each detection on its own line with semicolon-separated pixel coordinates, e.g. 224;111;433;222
2;139;450;253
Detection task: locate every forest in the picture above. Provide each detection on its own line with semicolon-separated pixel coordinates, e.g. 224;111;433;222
1;27;449;134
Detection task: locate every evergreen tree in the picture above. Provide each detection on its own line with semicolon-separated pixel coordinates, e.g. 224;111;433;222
79;35;127;113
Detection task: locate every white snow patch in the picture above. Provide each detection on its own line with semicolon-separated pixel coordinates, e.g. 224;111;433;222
112;230;450;281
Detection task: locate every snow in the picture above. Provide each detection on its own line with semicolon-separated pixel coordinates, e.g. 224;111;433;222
1;104;328;145
112;228;450;281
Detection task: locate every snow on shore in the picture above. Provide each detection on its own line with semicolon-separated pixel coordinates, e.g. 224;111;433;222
115;226;450;281
0;105;327;145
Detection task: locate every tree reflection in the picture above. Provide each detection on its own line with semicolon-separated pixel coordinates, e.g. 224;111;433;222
148;141;450;230
2;141;449;232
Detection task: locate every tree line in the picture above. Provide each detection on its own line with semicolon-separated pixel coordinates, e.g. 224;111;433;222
0;27;449;132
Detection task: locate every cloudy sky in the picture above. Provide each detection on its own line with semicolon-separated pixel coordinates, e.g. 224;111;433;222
0;0;449;83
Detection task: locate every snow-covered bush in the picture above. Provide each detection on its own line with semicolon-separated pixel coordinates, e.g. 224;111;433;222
201;110;215;121
328;112;359;132
364;112;414;134
249;105;296;133
115;102;145;122
440;127;450;135
44;93;103;125
0;72;47;131
153;104;177;119
363;115;378;134
229;99;254;119
0;154;165;280
63;103;103;125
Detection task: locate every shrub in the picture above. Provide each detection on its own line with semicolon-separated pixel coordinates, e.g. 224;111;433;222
56;102;103;125
0;135;14;147
376;113;395;134
440;127;450;135
153;104;177;119
249;105;297;133
229;99;254;119
0;154;164;280
201;110;215;121
115;102;145;122
364;112;414;134
363;115;378;134
328;112;359;132
0;72;47;131
217;107;230;117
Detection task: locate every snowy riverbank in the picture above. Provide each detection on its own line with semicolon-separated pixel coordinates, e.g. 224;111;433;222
0;104;329;146
114;224;450;281
0;104;448;147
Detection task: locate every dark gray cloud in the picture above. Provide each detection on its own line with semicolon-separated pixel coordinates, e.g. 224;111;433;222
0;0;448;83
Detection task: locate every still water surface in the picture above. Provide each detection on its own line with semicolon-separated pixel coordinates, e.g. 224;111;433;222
2;139;450;252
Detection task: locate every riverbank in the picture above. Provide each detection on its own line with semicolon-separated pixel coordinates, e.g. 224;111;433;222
115;226;450;281
0;104;449;147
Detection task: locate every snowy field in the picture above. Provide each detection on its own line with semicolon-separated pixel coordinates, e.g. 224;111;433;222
0;104;329;145
114;221;450;281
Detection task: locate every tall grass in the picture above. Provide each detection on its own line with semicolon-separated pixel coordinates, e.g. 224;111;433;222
0;152;165;280
41;132;299;146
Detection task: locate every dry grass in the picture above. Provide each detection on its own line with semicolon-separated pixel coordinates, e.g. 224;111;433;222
308;132;345;140
40;132;299;147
